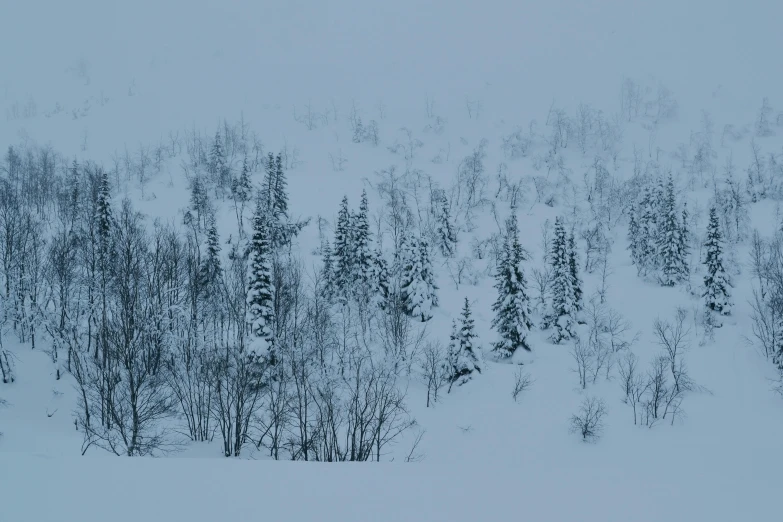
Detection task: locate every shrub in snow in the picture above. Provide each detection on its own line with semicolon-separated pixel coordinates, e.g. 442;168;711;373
570;396;606;442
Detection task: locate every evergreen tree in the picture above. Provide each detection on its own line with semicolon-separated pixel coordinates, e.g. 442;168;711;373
332;196;354;301
189;175;209;228
491;215;533;357
657;175;688;286
210;129;228;188
200;217;223;303
320;240;334;299
436;191;457;258
545;216;575;343
652;176;666;230
233;155;253;204
627;202;641;266
703;206;732;317
639;186;658;274
273;153;288;222
679;203;691;281
568;230;583;313
96;169;113;246
352;117;364;143
262;153;276;212
400;236;438;321
246;198;275;357
372;249;390;307
448;298;482;389
353;190;372;288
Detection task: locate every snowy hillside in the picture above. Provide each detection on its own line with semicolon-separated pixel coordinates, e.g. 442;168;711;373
2;1;783;520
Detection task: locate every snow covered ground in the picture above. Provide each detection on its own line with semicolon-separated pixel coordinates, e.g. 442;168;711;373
2;0;783;520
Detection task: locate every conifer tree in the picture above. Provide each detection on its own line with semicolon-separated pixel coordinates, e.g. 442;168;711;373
332;195;354;301
657;175;688;286
273;153;288;222
627;202;641;266
400;236;438;321
320;240;334;299
448;299;482;389
372;249;390;307
189;175;209;228
210;129;228;188
639;186;658;274
233;155;253;205
96;170;113;249
678;203;691;282
200;217;223;303
246;197;275;357
703;206;732;317
262;153;276;212
436;191;457;258
491;214;533;357
545;216;575;343
568;230;583;313
353;190;372;288
352;117;364;143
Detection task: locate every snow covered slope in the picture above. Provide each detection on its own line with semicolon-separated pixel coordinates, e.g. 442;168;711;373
2;0;783;520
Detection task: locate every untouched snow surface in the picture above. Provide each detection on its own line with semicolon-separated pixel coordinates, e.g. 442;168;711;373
2;0;783;520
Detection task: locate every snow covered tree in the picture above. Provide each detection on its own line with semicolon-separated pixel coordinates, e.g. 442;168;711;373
210;129;229;189
200;216;223;303
679;203;691;281
657;175;689;286
491;214;533;357
246;197;275;358
189;175;210;228
371;248;390;308
435;191;457;258
320;239;334;299
96;170;113;248
545;216;575;343
627;202;641;266
448;298;482;389
353;189;373;288
352;117;364;143
400;235;438;322
273;153;288;222
232;155;253;205
638;186;658;274
568;230;583;313
332;195;354;301
703;206;732;317
262;153;276;213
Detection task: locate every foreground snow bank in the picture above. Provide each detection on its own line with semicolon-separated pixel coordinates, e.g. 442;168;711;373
0;452;775;522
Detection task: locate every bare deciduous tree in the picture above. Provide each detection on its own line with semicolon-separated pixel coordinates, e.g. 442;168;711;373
570;396;606;442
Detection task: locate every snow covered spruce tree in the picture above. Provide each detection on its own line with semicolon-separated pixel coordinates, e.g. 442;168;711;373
448;298;482;389
491;214;533;357
331;195;354;302
200;216;223;305
352;189;373;291
400;235;438;321
435;190;457;258
568;230;583;314
210;129;230;191
703;206;732;319
544;216;576;343
656;175;689;286
634;185;658;275
246;196;276;360
627;202;642;267
371;248;391;308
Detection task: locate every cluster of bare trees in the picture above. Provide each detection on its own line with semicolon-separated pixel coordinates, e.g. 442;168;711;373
0;140;418;460
617;309;702;427
570;296;638;390
749;229;783;372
